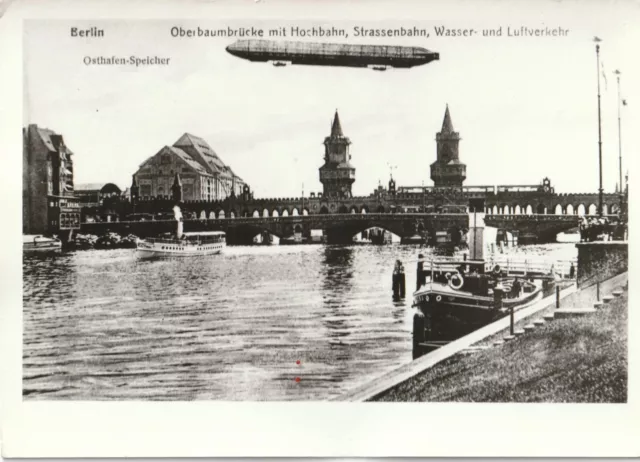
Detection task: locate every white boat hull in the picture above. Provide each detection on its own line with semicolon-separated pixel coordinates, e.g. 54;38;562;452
23;235;62;252
136;241;224;258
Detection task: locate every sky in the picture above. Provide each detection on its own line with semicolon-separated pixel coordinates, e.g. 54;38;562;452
23;8;640;199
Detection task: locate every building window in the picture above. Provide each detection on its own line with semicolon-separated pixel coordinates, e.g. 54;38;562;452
161;154;171;164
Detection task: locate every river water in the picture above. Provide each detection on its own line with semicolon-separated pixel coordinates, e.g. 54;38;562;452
23;243;578;401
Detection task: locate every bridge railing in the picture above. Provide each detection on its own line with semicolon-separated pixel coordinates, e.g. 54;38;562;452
486;214;576;222
81;213;471;226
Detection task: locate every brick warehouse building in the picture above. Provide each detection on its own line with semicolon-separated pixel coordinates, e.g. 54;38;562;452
132;133;247;202
23;124;81;236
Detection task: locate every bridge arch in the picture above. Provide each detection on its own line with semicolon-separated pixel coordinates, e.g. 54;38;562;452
376;205;386;213
348;222;404;243
252;209;260;218
554;204;563;215
525;204;533;215
229;210;236;219
492;205;498;215
218;210;226;219
566;204;574;215
281;209;289;217
577;204;586;216
610;204;619;215
536;203;545;214
361;205;368;214
338;205;348;214
514;205;521;215
272;209;279;217
588;203;597;215
199;210;207;219
602;204;608;215
262;208;269;218
209;211;216;219
302;208;309;216
350;206;358;214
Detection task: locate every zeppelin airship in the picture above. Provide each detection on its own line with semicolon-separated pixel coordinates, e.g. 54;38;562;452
225;39;439;70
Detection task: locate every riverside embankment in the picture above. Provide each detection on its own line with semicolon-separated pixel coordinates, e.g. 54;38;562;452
337;242;628;402
373;272;627;402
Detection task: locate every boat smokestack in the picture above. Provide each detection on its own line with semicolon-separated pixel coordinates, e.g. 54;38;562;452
173;205;183;239
468;211;485;260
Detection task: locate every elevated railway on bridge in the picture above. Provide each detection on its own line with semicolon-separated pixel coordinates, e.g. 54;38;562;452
80;212;606;245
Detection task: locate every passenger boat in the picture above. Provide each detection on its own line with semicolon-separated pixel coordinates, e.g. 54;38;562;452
23;235;62;252
413;258;557;346
136;231;226;257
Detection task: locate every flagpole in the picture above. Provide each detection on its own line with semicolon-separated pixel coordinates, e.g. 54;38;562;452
615;70;623;214
595;41;604;217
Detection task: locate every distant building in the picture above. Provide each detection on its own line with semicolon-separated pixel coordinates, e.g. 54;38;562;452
75;182;122;207
319;111;356;199
23;124;81;236
132;133;247;202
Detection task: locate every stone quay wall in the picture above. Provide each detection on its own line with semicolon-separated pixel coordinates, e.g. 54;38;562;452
576;242;628;288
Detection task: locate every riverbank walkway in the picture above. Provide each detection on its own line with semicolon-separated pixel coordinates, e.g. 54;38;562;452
336;271;627;402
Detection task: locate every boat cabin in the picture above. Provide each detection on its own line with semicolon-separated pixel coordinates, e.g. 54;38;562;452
419;259;532;299
181;231;226;244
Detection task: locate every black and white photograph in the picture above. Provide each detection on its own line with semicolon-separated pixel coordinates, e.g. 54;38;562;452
1;0;639;457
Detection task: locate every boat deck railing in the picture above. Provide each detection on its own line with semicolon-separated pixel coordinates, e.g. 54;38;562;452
487;256;577;280
142;237;224;246
423;256;577;280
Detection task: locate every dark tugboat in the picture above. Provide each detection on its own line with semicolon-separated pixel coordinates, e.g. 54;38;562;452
412;258;556;355
411;209;563;358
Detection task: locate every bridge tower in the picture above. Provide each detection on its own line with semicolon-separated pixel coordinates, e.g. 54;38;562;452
430;105;466;187
319;110;356;199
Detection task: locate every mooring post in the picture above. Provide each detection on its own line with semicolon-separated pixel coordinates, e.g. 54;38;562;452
392;261;405;300
392;272;399;299
556;285;560;308
510;306;514;336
